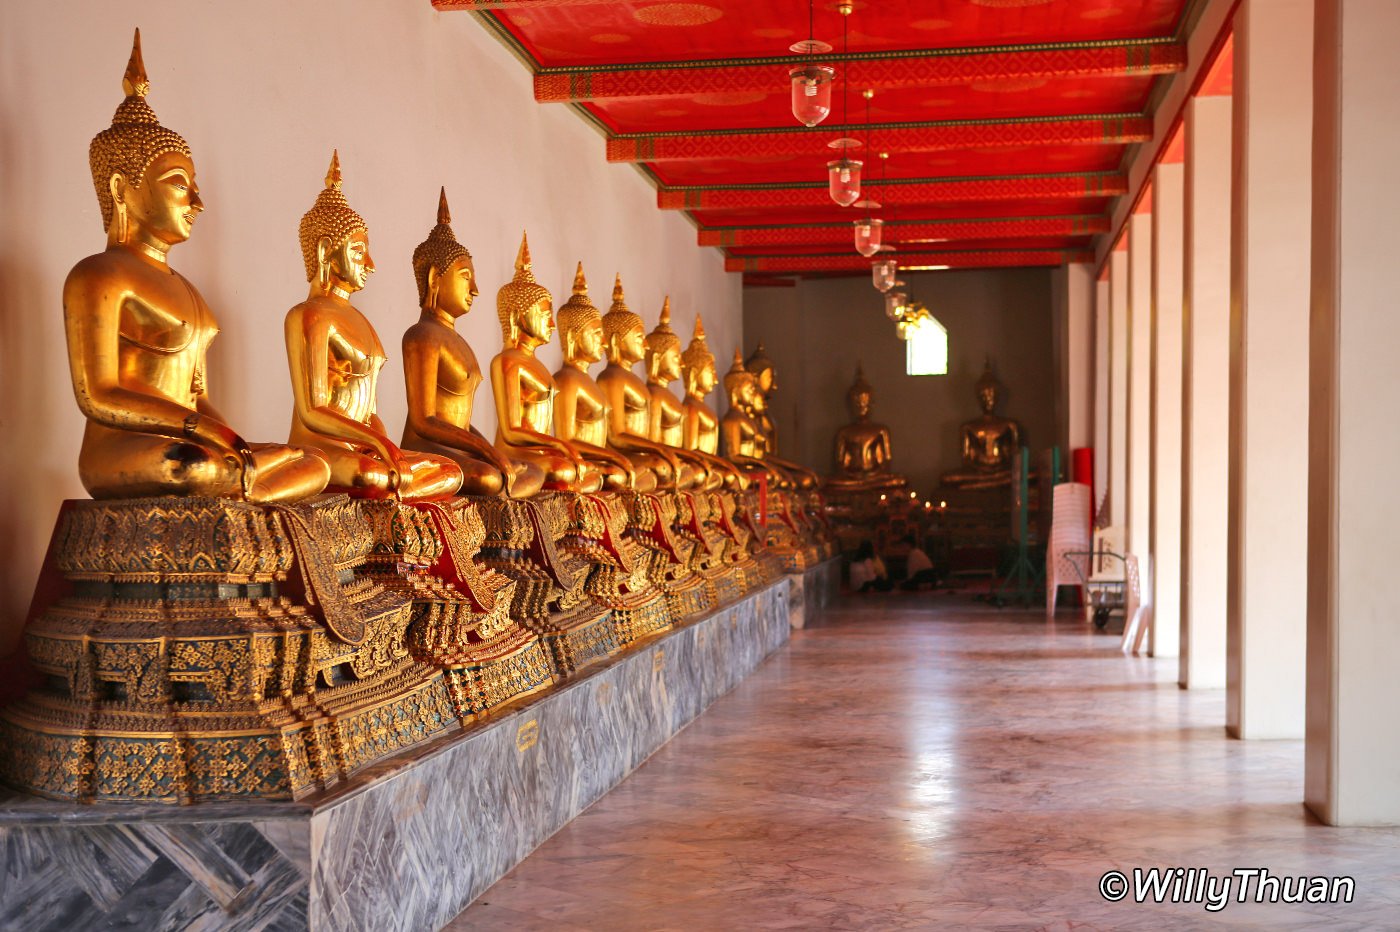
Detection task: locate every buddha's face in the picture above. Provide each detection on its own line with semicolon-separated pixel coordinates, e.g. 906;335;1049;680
750;388;768;414
618;323;645;363
655;346;682;383
851;390;872;418
697;362;717;396
574;318;604;363
735;378;756;408
521;298;555;344
329;230;374;294
978;384;998;413
757;367;775;395
122;150;203;245
436;255;478;318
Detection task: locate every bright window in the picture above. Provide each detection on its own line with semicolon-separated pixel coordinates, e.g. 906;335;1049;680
905;315;948;376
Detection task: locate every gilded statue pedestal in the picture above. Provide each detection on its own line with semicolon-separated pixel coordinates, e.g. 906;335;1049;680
563;492;672;646
473;493;621;676
0;495;461;803
356;498;556;721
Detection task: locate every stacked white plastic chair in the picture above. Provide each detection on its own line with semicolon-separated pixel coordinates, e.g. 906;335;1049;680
1120;554;1150;655
1044;482;1092;617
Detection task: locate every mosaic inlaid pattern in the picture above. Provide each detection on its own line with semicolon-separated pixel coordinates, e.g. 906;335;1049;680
0;580;790;932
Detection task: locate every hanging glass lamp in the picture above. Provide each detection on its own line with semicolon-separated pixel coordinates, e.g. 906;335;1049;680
884;288;907;320
871;255;898;292
828;158;862;207
853;218;883;257
789;64;836;127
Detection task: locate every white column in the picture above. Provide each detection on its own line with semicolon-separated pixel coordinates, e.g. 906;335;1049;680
1150;163;1184;658
1108;250;1129;530
1181;94;1232;689
1305;0;1400;826
1065;263;1094;453
1227;0;1313;739
1094;275;1110;508
1126;214;1153;588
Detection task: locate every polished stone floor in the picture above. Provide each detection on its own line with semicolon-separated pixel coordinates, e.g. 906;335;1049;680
449;594;1400;930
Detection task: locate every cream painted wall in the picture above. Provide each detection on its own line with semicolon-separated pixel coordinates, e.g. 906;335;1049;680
0;2;741;651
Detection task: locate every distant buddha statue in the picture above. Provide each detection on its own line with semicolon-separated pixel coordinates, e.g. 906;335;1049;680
597;275;691;490
745;341;781;452
645;299;720;491
66;30;329;502
679;316;745;491
941;360;1024;490
553;262;649;492
825;366;908;492
488;233;595;492
398;189;544;498
285;154;462;501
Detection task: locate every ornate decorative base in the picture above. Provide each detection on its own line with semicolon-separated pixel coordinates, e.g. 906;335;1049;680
0;495;460;803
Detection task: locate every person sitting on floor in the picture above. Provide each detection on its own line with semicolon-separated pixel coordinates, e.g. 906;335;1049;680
849;540;893;593
900;535;941;591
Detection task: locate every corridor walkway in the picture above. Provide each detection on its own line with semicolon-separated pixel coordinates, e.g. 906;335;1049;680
450;595;1400;929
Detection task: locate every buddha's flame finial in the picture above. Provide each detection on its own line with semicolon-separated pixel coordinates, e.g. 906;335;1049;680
514;232;535;281
733;348;744;366
122;28;150;98
613;273;625;305
437;186;451;225
694;314;706;340
660;296;672;327
325;150;342;190
572;261;587;295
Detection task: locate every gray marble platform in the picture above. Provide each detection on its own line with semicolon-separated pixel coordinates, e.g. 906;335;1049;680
0;579;791;932
786;555;841;629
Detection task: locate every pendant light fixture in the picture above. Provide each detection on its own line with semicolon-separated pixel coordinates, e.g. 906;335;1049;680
869;153;897;288
884;284;908;320
826;5;861;207
788;1;834;127
852;105;882;255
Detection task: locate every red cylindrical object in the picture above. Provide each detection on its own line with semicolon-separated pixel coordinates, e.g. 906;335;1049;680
1072;447;1094;524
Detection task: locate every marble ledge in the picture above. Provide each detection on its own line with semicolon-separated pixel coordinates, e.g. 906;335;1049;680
787;555;841;629
0;578;792;932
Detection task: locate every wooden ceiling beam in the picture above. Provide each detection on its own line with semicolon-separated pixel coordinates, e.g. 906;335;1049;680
536;42;1184;103
699;215;1108;247
727;250;1093;273
658;171;1126;210
607;114;1151;162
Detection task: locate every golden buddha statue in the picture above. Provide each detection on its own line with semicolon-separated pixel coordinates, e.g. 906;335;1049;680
552;262;651;492
399;189;544;498
679;316;746;491
720;350;786;485
65;30;328;503
942;361;1024;490
826;365;908;492
285;153;461;501
597;276;691;490
488;233;597;492
745;341;781;452
645;298;720;491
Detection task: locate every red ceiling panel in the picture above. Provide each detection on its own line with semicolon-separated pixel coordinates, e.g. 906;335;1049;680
441;0;1198;275
454;0;1190;68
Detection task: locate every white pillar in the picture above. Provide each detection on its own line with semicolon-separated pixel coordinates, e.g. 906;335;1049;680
1305;0;1400;826
1065;263;1094;454
1126;214;1153;589
1181;94;1233;690
1150;163;1184;659
1094;274;1110;508
1108;250;1129;530
1227;0;1313;739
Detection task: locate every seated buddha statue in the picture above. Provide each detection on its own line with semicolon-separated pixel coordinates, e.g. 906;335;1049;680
488;234;595;492
65;30;328;503
553;262;651;492
825;366;908;492
720;350;788;487
645;299;721;491
597;276;691;490
941;361;1024;490
285;153;462;501
679;316;746;491
399;188;543;498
